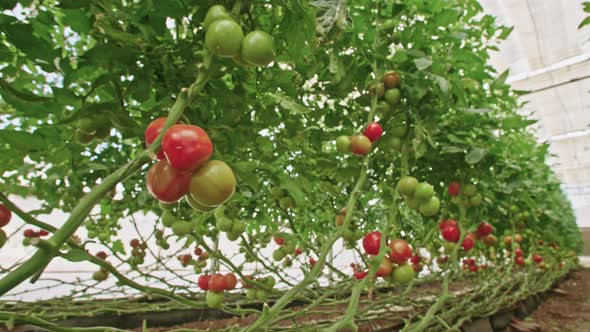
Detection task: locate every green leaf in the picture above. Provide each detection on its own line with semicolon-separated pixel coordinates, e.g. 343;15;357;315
414;57;433;70
432;75;449;94
0;130;47;151
111;240;125;255
465;147;488;164
265;92;311;114
61;249;88;262
279;175;306;208
441;146;464;154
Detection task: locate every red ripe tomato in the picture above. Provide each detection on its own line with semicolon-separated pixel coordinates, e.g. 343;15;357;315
241;275;254;289
410;254;421;264
436;256;449;264
515;256;525;266
194;247;203;256
130;239;140;248
514;248;523;257
462;233;475;251
376;258;393;277
146;159;191;203
447;181;460;197
362;231;382;255
208;274;228;292
162;124;213;172
363;122;383;142
309;257;317;267
294;248;302;256
439;219;457;230
0;204;12;228
412;264;422;272
353;270;368;280
533;254;542;263
144;117;168;160
388;239;412;264
224;273;238;290
23;229;35;238
442;225;460;243
38;230;49;237
198;275;211;291
96;251;107;260
274;236;285;246
469;265;478;272
477;222;493;237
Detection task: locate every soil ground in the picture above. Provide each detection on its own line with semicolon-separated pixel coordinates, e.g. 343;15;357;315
509;269;590;332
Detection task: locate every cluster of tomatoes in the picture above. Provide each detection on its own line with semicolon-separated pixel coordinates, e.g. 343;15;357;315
178;246;209;274
360;231;416;285
74;116;112;145
198;272;238;308
215;208;248;241
0;204;11;249
448;181;483;207
269;186;296;210
204;5;275;67
129;238;148;266
93;251;109;281
144;118;236;217
272;235;301;268
397;176;440;217
244;275;275;303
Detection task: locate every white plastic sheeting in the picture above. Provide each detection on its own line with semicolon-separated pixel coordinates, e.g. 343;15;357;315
481;0;590;226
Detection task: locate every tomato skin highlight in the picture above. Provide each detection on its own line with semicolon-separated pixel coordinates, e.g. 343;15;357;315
362;231;382;255
146;160;192;203
388;239;413;264
363;122;383;142
0;204;12;228
447;181;460;196
144;117;168;160
162;124;213;172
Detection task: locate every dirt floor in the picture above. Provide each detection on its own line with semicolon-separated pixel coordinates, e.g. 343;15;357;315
509;269;590;332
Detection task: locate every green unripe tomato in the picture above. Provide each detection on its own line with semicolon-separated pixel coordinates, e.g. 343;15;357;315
385;136;402;151
74;129;94;145
342;228;354;241
159;201;176;210
272;248;285;261
353;229;363;240
282;242;296;255
397;176;418;196
393;264;415;284
161;211;176;228
414;182;434;202
376;100;393;114
226;231;240;241
470;193;482;207
270;186;284;200
78;118;97;134
419;196;440;217
94;124;111;140
336;135;351;153
279;197;295;210
159;240;170;250
384;88;401;105
241;30;275;66
283;258;292;267
391;31;402;44
203;5;232;30
206;291;224;308
443;241;455;252
216;217;234;233
265;276;276;288
194;266;202;274
154;229;164;240
98;232;109;242
205;19;244;58
171;220;192;236
87;230;97;239
406;197;419;210
0;229;6;248
390;125;408;138
232;220;247;234
245;289;257;300
256;289;269;302
93;270;108;282
462;184;477;197
22;238;31;246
